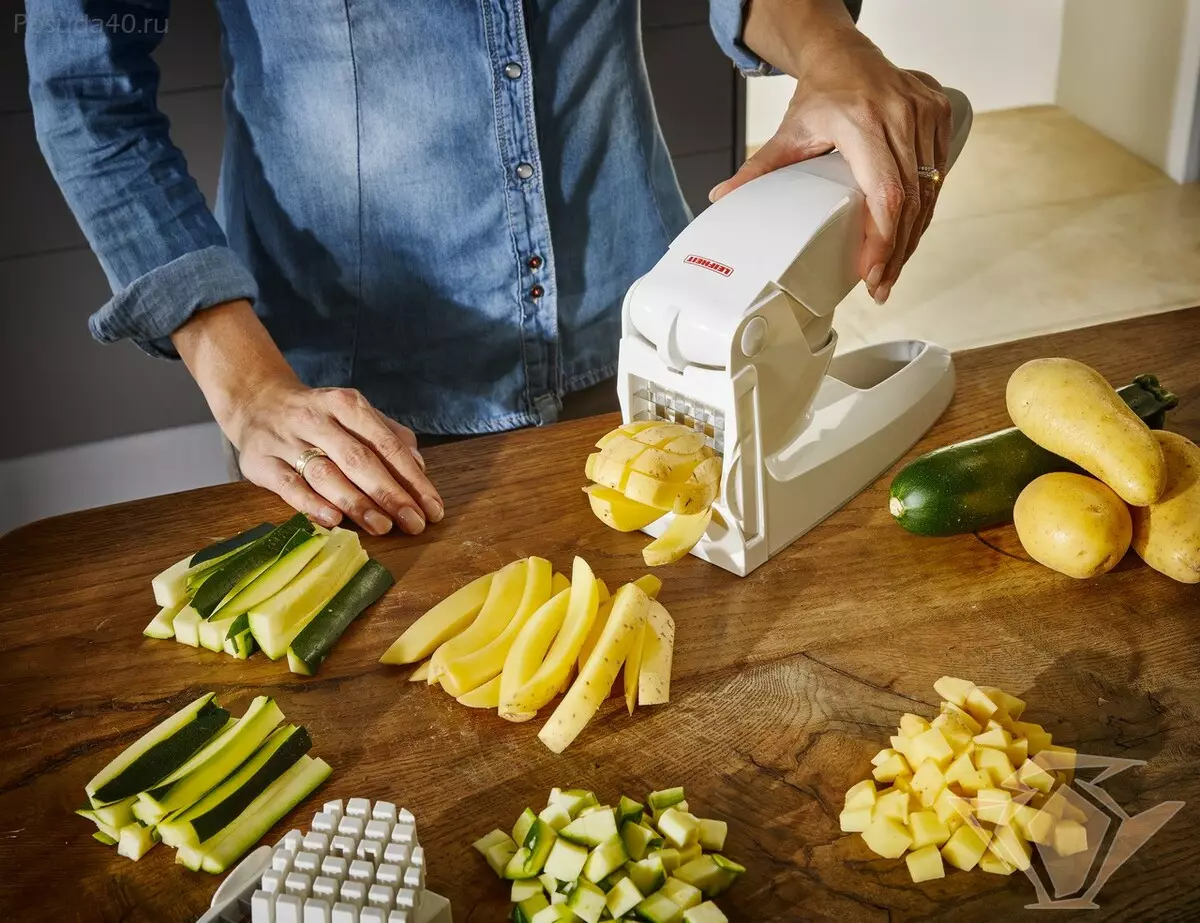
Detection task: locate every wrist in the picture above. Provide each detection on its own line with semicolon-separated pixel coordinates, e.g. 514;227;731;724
744;0;865;80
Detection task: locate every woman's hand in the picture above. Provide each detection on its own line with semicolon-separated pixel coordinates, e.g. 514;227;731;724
719;0;954;304
173;300;443;536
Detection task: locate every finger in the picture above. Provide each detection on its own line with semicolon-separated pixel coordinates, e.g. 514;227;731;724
900;108;940;267
339;403;443;523
708;130;830;202
919;93;954;239
383;418;425;471
833;120;906;297
240;453;343;529
874;107;923;302
300;453;398;536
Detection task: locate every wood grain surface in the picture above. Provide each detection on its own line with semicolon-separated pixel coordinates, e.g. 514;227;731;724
2;308;1199;923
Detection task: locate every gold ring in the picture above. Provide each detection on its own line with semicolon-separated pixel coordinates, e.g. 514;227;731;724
918;166;943;187
294;447;328;478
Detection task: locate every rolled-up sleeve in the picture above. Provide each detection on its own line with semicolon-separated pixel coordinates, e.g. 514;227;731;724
709;0;864;77
26;1;257;358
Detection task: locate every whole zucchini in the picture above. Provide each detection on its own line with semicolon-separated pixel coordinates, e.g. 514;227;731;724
889;375;1178;536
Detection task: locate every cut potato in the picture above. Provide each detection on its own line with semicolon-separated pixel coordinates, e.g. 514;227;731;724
408;661;430;683
643;509;714;567
538;583;651;753
431;559;530;681
499;589;572;722
624;621;648;716
380;572;493;664
637;601;675;706
457;676;502;709
584;485;665;532
906;844;945;882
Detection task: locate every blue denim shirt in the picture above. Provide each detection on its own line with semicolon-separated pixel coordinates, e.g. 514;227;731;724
26;1;771;435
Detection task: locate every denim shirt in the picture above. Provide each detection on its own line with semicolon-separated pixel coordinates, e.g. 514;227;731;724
26;1;772;435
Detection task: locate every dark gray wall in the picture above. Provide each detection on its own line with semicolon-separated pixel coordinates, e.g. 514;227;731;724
0;1;743;460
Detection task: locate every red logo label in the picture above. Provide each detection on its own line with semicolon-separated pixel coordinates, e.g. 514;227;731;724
684;254;733;276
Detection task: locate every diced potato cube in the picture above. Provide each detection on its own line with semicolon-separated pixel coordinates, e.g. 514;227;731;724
910;728;955;768
998;691;1026;720
872;752;911;783
892;774;914;793
1017;758;1055;794
900;713;932;738
964;688;999;724
839;808;872;833
1009;802;1040;835
1053;819;1088;856
975;747;1017;787
1040;788;1074;819
907;810;952;850
944;753;977;788
934;676;976;707
1024;809;1056;845
874;788;912;822
871;747;899;767
890;734;919;766
941;822;992;871
911;761;946;808
1011;721;1052;755
1037;745;1077;785
861;816;913;859
1006;737;1029;766
934;788;972;827
973;727;1012;750
978;851;1015;875
975;788;1014;825
905;843;945;883
843;779;877;812
940;701;984;735
989;824;1032;871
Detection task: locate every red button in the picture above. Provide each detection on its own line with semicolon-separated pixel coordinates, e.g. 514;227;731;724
528;255;543;270
530;285;544;299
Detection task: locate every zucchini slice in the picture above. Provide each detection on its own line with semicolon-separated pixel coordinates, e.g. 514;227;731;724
158;725;312;848
136;697;283;823
92;831;118;846
117;822;160;860
191;515;313;619
171;606;204;647
249;529;366;659
194;755;332;874
86;693;230;807
287;560;395;675
224;624;257;660
151;522;274;607
143;599;187;640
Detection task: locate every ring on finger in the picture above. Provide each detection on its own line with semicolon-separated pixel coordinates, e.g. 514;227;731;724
294;447;329;479
917;165;943;188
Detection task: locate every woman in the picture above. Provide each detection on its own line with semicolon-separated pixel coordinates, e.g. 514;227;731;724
27;0;952;536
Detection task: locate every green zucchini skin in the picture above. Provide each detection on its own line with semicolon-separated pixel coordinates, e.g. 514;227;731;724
890;376;1179;537
189;522;275;567
192;515;312;619
288;560;395;674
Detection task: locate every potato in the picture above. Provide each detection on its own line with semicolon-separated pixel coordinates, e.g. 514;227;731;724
1013;472;1132;578
1130;430;1200;583
1006;358;1166;506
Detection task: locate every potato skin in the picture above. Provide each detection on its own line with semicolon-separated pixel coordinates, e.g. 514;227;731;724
1013;473;1132;579
1006;358;1166;506
1131;431;1200;584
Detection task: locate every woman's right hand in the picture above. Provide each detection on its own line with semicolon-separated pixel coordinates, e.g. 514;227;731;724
172;299;443;536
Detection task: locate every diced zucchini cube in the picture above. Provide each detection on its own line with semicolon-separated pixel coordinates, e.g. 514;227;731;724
647;788;686;811
635;891;683;923
550;788;599;818
605;876;644;917
656;809;699;849
506;847;536;880
543;838;589;883
521;819;559;877
530;905;575;923
675;842;702;866
682;902;728;923
582;834;628;883
512;879;545;902
488;841;520;877
540;803;574;832
548;892;567;906
561;808;619;847
626;854;666;895
651;848;681;873
905;843;945;883
618;796;645;825
621;820;661;861
518;892;550;919
514;808;539;845
539;872;560;894
661;876;702;910
672;856;724;893
566;878;607;923
474;829;515;855
697;819;727;852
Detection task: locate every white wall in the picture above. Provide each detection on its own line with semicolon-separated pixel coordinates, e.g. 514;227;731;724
746;0;1066;148
0;423;234;536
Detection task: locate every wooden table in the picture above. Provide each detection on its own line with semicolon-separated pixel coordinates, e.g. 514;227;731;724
2;309;1198;923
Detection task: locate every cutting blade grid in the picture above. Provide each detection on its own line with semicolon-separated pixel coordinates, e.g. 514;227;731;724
632;385;725;455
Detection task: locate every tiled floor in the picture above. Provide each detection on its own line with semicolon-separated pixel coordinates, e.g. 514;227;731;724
829;106;1200;354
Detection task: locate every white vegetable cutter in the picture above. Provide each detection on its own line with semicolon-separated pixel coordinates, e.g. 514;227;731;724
618;88;974;576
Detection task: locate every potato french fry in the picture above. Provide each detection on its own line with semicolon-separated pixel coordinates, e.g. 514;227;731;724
498;589;572;722
456;675;501;709
379;572;493;664
624;620;647;716
429;559;529;680
637;601;675;706
408;661;430;682
642;509;713;567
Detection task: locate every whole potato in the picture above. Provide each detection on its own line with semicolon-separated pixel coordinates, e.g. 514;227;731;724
1131;431;1200;583
1013;472;1132;579
1006;358;1166;506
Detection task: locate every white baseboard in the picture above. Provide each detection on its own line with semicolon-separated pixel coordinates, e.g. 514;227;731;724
0;422;235;536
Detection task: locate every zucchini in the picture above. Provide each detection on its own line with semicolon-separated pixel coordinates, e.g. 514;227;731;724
86;693;229;806
249;529;366;659
143;599;187;640
158;725;312;847
191;515;313;619
224;624;257;659
92;831;118;846
151;522;274;607
171;606;203;647
117;822;160;860
194;755;332;874
83;795;137;830
287;560;395;675
889;375;1179;536
136;697;283;823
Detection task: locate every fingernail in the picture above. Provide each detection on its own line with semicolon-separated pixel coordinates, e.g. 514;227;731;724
365;510;393;535
412;448;426;471
427;498;444;524
867;263;885;288
317;507;341;528
708;184;723;203
398;508;426;535
873;282;892;306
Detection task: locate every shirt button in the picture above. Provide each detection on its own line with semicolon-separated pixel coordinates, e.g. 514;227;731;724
528;255;543;270
515;162;534;180
530;284;544;299
504;62;523;80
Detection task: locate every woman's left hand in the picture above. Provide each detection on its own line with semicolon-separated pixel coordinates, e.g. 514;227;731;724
715;4;954;305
